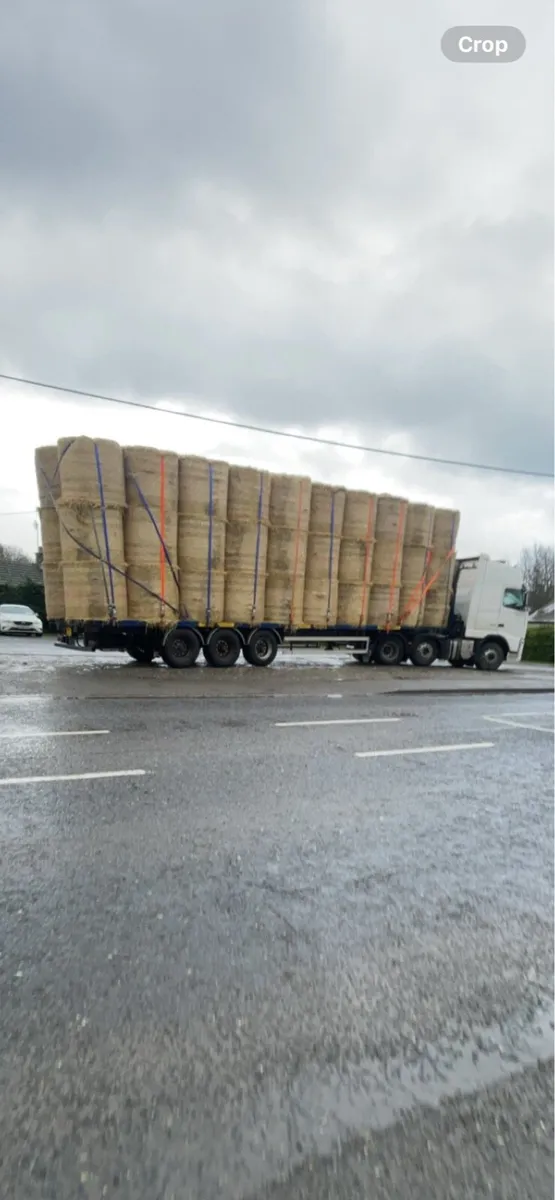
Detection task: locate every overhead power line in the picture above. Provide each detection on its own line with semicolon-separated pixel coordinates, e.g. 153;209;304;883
0;371;552;480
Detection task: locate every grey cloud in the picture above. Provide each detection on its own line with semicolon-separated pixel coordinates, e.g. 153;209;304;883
0;0;552;478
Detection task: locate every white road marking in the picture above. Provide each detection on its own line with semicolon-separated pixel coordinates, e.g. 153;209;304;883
0;730;110;740
489;709;554;718
483;716;553;734
276;717;401;728
327;693;343;699
356;742;494;759
0;769;147;787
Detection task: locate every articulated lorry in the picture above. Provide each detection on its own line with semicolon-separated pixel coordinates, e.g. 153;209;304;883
53;552;529;671
35;438;529;671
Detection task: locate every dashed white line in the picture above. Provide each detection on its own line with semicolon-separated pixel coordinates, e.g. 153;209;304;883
0;769;147;786
276;717;401;728
0;730;110;740
483;716;553;734
356;742;494;759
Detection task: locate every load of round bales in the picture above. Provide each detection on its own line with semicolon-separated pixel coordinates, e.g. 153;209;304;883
34;437;460;630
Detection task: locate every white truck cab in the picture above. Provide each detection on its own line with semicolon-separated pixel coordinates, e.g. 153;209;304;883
452;555;528;667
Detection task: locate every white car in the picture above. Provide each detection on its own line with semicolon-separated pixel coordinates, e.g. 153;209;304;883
0;604;43;636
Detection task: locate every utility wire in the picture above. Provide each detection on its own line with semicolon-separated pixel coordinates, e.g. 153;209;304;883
0;371;552;479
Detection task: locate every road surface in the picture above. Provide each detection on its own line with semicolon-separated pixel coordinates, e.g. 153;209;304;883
0;649;553;1198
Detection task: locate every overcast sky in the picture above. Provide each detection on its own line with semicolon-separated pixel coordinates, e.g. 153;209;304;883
0;0;552;560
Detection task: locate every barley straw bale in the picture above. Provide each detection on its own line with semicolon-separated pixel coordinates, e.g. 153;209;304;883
225;521;269;573
398;503;435;625
372;495;408;587
42;565;65;620
422;509;460;626
121;448;179;625
224;572;266;624
227;466;271;525
303;580;339;628
177;457;229;623
35;446;62;507
178;456;229;521
123;447;178;561
126;563;179;624
338;492;376;581
303;485;345;625
403;503;435;549
224;467;270;622
38;508;61;565
178;515;227;572
265;575;306;625
264;475;311;624
62;562;128;622
337;581;371;626
336;490;376;625
59;503;125;564
57;437;125;506
367;584;401;627
180;571;225;625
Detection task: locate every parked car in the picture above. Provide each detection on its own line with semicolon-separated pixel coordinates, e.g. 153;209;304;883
0;604;43;636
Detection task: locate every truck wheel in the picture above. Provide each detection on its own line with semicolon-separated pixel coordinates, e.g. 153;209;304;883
204;628;241;668
409;636;438;668
475;641;505;672
246;629;278;667
161;628;201;668
374;636;404;667
127;644;154;664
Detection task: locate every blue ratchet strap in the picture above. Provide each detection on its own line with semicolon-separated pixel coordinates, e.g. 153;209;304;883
327;491;336;623
90;507;111;612
206;463;214;624
93;442;116;614
128;473;180;593
51;438;75;487
252;473;265;620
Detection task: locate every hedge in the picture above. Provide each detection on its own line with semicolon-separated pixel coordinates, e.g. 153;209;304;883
0;581;47;623
522;624;554;665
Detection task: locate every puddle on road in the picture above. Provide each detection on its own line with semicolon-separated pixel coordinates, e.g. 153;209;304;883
210;1001;554;1198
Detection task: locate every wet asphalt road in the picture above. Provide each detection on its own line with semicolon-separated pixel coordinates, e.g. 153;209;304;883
0;664;553;1197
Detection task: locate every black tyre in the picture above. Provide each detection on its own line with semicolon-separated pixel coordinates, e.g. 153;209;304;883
127;644;155;664
474;641;505;672
374;636;404;667
161;628;201;668
246;629;278;667
204;628;241;668
409;636;438;668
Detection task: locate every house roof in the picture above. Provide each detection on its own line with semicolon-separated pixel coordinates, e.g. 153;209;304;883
0;561;43;588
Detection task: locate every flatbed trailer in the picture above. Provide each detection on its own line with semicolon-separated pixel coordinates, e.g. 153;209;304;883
54;555;529;672
54;613;505;671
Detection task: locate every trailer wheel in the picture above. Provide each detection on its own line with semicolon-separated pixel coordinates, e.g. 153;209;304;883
409;636;438;668
161;628;201;668
246;629;278;667
204;628;241;668
374;635;404;667
127;644;155;664
474;640;505;672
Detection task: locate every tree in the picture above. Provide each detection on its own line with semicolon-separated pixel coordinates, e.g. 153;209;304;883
520;543;555;613
0;543;33;564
